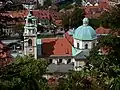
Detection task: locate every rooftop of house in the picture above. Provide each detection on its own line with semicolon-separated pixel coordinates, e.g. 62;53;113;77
0;10;62;26
0;41;13;66
41;37;72;57
96;26;119;36
0;10;62;20
83;2;110;18
47;63;74;73
96;26;111;35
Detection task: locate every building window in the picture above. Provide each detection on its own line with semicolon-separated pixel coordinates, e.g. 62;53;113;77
28;39;32;46
58;59;62;63
67;59;71;64
49;59;52;64
93;43;95;47
85;44;88;49
77;43;79;49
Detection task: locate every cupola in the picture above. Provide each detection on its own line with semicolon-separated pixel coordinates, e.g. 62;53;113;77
73;18;97;40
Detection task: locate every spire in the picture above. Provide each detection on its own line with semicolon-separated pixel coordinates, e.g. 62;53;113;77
22;4;34;17
83;18;89;26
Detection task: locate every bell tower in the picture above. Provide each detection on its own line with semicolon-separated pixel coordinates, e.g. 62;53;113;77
23;4;37;59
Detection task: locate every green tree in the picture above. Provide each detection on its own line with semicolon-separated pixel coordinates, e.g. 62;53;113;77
74;0;82;5
100;5;120;34
57;70;103;90
87;35;120;90
70;7;84;28
57;35;120;90
89;18;100;29
44;0;52;8
0;56;49;90
62;7;84;30
62;13;70;30
13;24;24;33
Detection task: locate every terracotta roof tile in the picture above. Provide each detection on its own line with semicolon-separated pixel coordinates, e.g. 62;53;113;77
41;38;72;57
64;32;74;45
96;27;111;34
0;41;13;66
83;2;109;18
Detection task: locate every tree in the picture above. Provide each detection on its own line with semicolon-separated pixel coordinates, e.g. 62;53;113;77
0;56;49;90
62;13;70;30
87;35;120;90
70;7;84;28
100;5;120;34
62;7;84;30
89;18;100;29
57;70;103;90
44;0;52;8
57;35;120;90
74;0;82;5
13;24;24;38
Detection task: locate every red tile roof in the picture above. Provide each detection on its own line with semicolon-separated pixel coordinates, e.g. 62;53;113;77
96;26;120;36
83;2;109;18
0;10;62;20
54;20;62;26
96;27;111;35
0;10;62;26
64;32;74;45
0;41;13;67
41;38;72;57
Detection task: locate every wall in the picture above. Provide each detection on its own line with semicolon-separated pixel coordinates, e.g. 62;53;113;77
74;39;96;49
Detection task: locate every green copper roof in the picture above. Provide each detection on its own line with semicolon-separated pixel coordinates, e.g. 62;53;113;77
73;18;97;40
68;28;74;35
72;46;82;56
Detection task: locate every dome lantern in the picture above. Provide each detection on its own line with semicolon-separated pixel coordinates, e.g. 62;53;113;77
83;18;89;26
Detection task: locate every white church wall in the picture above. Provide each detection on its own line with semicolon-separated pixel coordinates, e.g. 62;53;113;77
71;58;75;63
74;39;97;50
74;39;83;49
82;41;92;49
62;59;67;64
52;59;57;64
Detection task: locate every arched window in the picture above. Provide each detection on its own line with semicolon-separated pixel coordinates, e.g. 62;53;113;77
77;43;79;49
85;44;88;49
28;39;32;46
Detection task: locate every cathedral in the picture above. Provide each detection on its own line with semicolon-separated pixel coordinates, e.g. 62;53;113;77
23;9;97;72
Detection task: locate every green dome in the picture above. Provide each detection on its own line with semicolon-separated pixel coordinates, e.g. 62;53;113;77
73;18;97;40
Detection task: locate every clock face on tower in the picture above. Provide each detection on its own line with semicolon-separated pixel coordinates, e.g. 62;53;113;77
29;48;33;53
